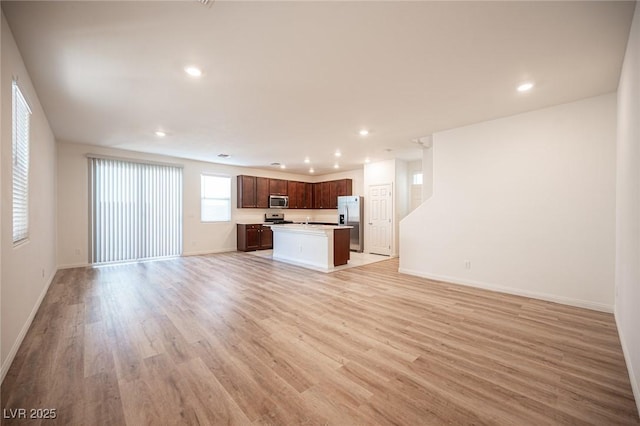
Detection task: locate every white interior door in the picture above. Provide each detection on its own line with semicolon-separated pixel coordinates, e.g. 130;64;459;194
368;184;392;255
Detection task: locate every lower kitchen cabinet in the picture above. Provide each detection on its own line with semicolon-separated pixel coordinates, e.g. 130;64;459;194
333;228;351;266
237;224;273;251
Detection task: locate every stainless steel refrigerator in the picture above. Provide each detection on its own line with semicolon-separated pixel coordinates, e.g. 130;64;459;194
337;196;364;252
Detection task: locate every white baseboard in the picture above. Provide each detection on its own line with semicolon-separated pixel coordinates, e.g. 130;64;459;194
58;250;237;268
614;307;640;417
182;248;236;256
398;268;613;313
1;269;57;384
57;262;90;269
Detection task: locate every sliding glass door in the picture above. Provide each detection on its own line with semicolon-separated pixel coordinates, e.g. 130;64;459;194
89;157;183;264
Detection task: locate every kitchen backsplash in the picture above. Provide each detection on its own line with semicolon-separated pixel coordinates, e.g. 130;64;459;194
234;208;338;224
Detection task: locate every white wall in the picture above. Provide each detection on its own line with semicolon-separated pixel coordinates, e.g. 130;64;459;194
615;2;640;413
1;14;58;381
395;159;409;255
400;93;617;312
57;141;364;267
422;144;434;202
407;159;423;212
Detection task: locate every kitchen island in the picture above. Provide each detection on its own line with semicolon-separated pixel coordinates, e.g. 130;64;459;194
269;224;352;271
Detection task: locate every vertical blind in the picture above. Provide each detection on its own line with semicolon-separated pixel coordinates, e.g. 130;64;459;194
12;81;32;244
90;157;183;264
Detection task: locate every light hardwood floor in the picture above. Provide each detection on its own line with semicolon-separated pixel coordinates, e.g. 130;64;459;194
2;253;639;425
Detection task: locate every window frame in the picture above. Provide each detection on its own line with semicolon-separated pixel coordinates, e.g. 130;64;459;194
412;172;424;186
12;81;32;246
200;173;232;223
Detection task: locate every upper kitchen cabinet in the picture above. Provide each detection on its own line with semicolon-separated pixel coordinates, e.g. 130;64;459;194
288;181;304;209
313;182;330;209
269;179;288;195
237;175;279;208
290;182;314;209
314;179;353;209
313;183;322;209
238;175;350;209
303;183;314;209
237;175;257;208
256;177;270;208
335;179;352;198
321;182;331;208
329;178;353;208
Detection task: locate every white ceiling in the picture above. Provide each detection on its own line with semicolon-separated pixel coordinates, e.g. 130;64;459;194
2;1;635;175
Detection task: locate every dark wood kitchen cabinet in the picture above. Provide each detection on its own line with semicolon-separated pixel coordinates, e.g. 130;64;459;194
320;181;331;208
335;179;352;198
303;183;314;208
289;181;312;209
313;183;322;209
313;180;353;209
327;178;353;209
329;181;339;208
237;175;270;208
269;179;288;195
238;175;351;209
237;175;257;208
333;228;351;266
288;181;301;208
256;177;270;208
237;224;273;251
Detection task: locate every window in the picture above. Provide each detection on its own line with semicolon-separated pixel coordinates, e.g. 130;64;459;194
412;172;423;185
201;174;231;222
12;81;32;244
90;157;183;264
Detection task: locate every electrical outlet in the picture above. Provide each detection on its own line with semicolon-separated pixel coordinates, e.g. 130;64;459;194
464;260;471;270
41;268;45;278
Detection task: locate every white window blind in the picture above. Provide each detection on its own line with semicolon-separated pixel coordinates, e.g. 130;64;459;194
201;174;231;222
90;157;183;264
12;81;32;244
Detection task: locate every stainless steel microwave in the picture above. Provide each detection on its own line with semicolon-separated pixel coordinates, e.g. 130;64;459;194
269;195;289;209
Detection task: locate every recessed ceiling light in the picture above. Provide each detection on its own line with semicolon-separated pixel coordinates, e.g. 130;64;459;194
184;66;202;77
517;82;534;92
309;168;315;173
217;153;230;158
270;162;281;166
359;129;369;136
334;151;342;157
304;157;310;164
280;164;286;169
334;164;340;169
364;157;370;163
154;130;166;137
